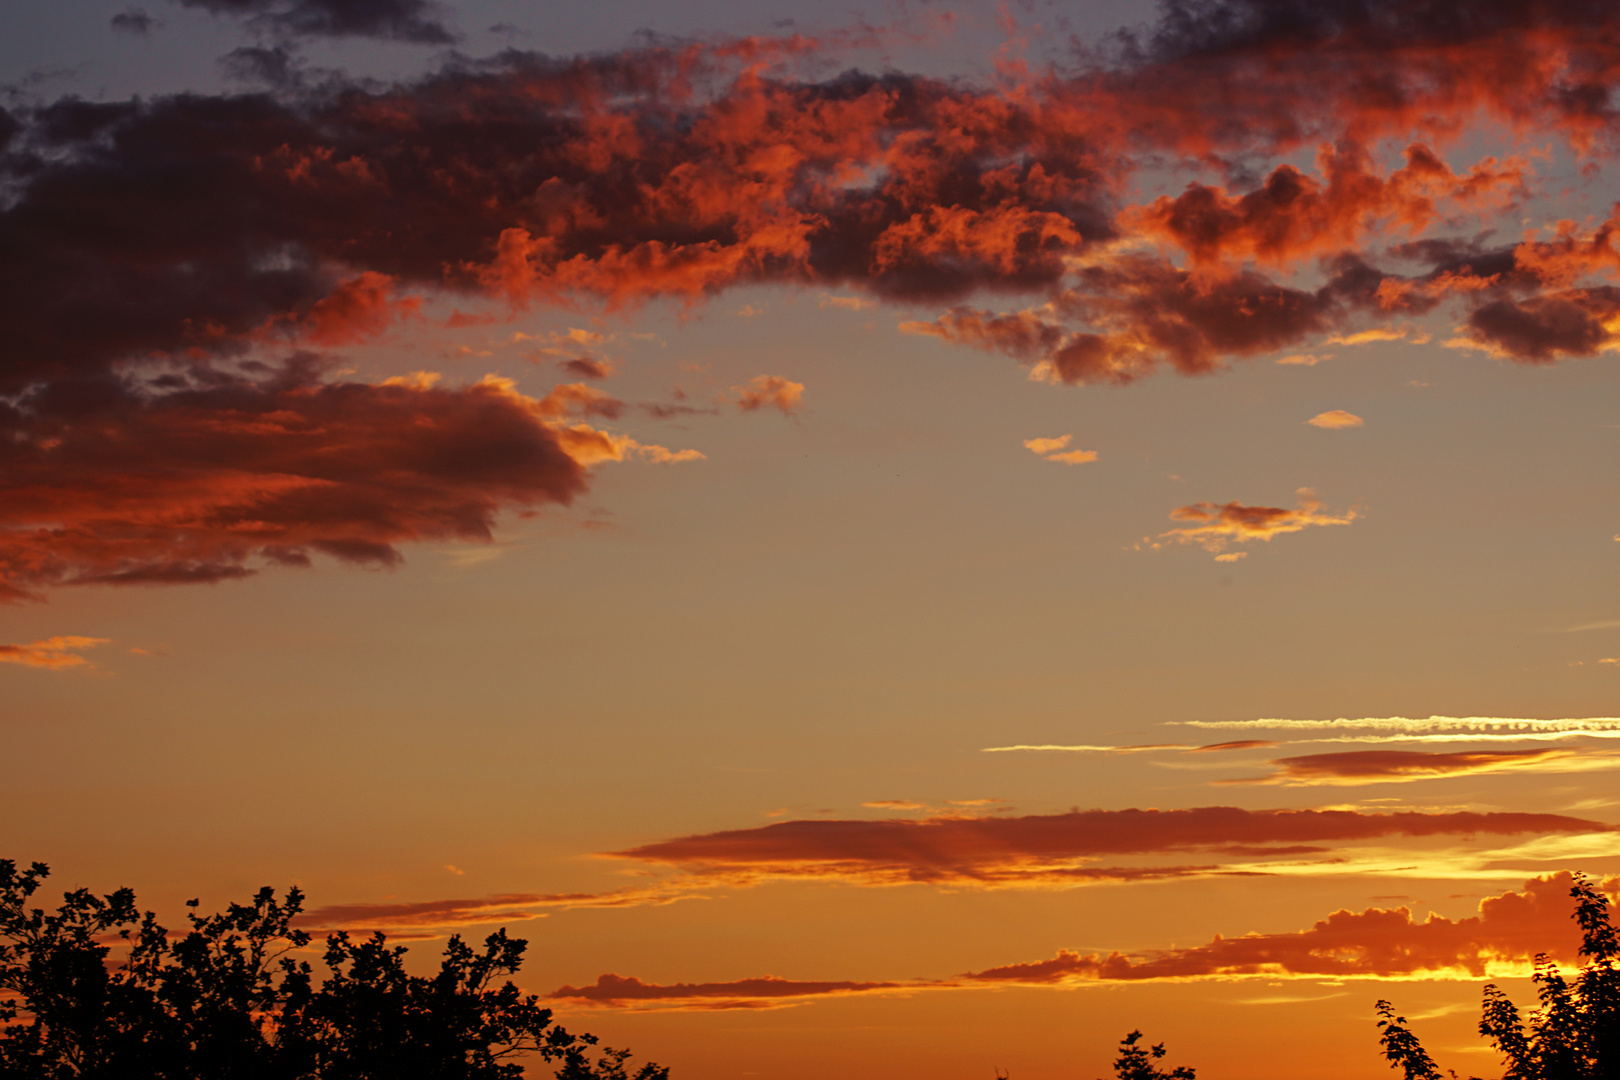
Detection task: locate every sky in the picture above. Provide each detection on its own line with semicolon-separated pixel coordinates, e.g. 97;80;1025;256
3;0;1620;1076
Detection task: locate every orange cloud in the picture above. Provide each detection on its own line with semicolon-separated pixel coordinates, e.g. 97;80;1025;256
963;873;1613;984
547;874;1620;1009
1154;488;1358;557
610;806;1605;887
730;375;804;414
1219;748;1619;786
1307;410;1365;429
290;271;422;346
0;636;110;670
1022;434;1098;464
0;367;588;602
1124;144;1525;271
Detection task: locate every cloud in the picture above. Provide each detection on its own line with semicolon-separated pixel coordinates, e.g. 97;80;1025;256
1307;410;1364;429
547;874;1620;1008
819;294;874;311
1152;488;1358;557
0;366;590;602
1174;716;1620;746
173;0;458;43
549;973;906;1010
609;806;1607;887
730;375;804;415
1219;748;1620;786
1023;434;1098;464
1122;143;1525;270
6;4;1620;609
297;882;696;933
1462;288;1620;363
963;872;1613;984
110;7;158;34
560;358;612;380
0;636;110;670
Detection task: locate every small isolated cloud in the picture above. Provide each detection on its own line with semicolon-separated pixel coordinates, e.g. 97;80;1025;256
1023;434;1098;465
1219;748;1620;786
0;636;110;670
110;7;157;33
1327;328;1407;346
1277;353;1331;366
1153;488;1358;557
819;294;874;311
1307;409;1365;429
561;357;612;380
730;375;804;414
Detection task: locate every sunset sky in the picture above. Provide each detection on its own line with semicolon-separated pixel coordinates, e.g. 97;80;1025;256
4;0;1620;1076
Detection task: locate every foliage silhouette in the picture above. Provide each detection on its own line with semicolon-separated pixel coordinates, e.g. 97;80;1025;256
1106;1030;1196;1080
1377;873;1619;1080
0;859;667;1080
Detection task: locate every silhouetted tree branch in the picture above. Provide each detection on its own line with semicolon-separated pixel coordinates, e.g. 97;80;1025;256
1378;872;1619;1080
0;859;667;1079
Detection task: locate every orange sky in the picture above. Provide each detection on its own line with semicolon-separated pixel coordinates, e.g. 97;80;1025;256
4;1;1620;1077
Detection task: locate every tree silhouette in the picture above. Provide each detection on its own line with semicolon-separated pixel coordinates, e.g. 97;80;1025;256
1377;873;1619;1080
0;859;666;1079
1106;1030;1196;1080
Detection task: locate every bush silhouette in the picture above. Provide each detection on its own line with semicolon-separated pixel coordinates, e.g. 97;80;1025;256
0;859;666;1080
1377;872;1619;1080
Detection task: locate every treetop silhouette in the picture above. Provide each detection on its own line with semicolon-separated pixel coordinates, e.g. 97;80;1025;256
0;859;667;1079
1378;872;1619;1080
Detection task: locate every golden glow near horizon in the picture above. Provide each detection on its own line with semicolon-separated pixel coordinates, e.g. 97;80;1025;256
4;0;1620;1077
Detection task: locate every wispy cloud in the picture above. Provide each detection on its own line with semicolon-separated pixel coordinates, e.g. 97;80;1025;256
1174;716;1620;745
296;882;699;933
1217;748;1620;786
0;636;110;670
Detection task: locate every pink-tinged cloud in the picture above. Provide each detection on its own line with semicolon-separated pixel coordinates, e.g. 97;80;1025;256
610;806;1607;886
3;0;1620;605
1307;410;1365;429
1152;488;1358;558
1220;748;1620;786
730;375;805;415
1186;740;1280;753
963;873;1615;984
0;635;110;670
